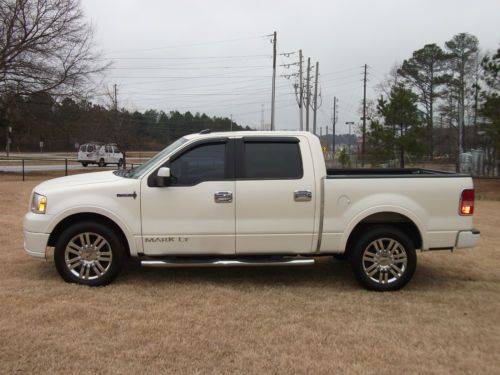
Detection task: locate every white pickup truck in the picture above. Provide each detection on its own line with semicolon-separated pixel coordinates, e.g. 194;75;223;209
23;131;480;291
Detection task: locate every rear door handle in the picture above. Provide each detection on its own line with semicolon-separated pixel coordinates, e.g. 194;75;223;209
214;191;233;203
294;190;312;202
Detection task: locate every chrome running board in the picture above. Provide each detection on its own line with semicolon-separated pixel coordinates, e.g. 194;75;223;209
141;257;315;268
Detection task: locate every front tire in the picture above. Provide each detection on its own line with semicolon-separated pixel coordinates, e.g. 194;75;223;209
98;158;105;167
54;221;125;286
81;162;88;167
333;253;349;261
350;226;416;291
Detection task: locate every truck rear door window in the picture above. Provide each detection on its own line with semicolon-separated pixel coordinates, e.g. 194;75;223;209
243;142;303;179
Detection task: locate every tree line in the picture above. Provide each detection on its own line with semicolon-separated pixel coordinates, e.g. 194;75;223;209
1;92;248;152
366;33;499;174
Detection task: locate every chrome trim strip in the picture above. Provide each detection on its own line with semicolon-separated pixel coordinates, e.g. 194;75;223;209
141;258;314;268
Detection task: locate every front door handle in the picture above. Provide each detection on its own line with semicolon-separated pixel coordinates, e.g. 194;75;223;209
214;191;233;203
294;190;312;202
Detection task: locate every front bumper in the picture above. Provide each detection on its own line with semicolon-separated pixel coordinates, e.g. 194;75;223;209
23;231;49;259
23;212;53;259
455;229;480;249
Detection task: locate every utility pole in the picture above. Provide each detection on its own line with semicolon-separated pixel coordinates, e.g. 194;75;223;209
298;50;304;131
305;57;311;132
362;64;367;166
113;84;118;111
312;61;319;135
112;83;120;146
230;114;233;131
6;126;12;157
458;102;463;172
270;31;277;131
260;104;264;130
346;121;355;154
332;97;338;153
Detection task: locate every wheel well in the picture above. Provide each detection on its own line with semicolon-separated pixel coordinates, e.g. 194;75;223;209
47;213;130;255
345;212;422;256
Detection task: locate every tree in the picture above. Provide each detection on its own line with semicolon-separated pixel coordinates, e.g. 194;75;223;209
0;0;108;145
338;147;350;168
366;118;396;165
375;63;403;97
376;85;424;168
480;47;500;175
444;33;480;152
398;44;447;159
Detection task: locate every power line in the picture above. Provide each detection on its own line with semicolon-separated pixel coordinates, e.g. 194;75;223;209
104;54;272;61
108;65;270;70
107;35;269;53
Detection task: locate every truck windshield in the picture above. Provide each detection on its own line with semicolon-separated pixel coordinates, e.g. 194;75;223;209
126;137;188;178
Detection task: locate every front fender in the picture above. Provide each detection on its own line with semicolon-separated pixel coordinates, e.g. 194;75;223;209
47;205;141;256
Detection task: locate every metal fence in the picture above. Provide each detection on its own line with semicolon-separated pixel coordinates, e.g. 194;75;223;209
0;157;143;181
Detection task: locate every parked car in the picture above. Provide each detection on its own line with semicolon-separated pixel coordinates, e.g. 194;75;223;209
78;143;123;167
24;131;479;291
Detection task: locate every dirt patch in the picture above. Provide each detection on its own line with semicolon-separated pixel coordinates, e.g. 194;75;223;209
0;177;499;374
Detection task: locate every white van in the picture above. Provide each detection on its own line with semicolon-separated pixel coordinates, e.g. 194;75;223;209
78;143;124;167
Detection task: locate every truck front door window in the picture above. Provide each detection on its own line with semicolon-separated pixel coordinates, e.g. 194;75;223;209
170;143;225;186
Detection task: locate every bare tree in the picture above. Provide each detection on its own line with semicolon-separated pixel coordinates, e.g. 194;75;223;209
0;0;108;120
444;33;479;152
375;63;402;97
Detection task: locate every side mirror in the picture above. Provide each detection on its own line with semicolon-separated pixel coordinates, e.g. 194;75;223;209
156;167;171;187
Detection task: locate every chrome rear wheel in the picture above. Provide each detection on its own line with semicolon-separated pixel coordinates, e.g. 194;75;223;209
362;238;408;285
350;226;416;291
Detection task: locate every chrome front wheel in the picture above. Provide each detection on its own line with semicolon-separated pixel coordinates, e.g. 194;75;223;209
64;232;113;281
55;222;125;286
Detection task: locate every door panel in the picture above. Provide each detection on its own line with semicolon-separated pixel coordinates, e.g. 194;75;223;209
141;180;235;255
141;139;235;255
235;137;316;254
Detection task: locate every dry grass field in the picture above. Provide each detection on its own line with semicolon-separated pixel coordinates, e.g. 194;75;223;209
0;175;499;374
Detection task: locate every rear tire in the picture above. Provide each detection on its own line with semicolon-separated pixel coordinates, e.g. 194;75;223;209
81;162;88;167
118;158;123;168
98;158;105;167
54;221;125;286
350;226;416;291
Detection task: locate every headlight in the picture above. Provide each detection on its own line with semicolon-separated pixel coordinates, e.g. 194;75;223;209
31;193;47;214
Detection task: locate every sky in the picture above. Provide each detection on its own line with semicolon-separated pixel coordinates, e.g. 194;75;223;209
82;0;500;134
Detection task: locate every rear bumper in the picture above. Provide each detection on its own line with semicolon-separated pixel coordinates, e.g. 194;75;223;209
23;231;49;259
455;229;480;249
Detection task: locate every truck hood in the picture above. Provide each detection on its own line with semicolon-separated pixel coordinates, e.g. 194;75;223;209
34;171;123;192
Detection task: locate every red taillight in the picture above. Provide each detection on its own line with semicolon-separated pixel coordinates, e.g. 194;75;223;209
460;189;475;215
